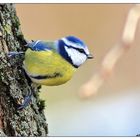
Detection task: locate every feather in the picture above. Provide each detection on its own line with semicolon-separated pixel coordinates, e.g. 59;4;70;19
27;40;52;51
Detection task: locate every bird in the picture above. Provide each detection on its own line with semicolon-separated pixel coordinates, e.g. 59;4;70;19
23;36;93;86
8;36;93;109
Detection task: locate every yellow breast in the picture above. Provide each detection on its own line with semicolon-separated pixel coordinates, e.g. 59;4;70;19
24;49;76;86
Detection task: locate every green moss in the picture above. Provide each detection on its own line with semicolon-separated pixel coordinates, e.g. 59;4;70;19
12;16;20;27
38;99;46;111
4;24;11;34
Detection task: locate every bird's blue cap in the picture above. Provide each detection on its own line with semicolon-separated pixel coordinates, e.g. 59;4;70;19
65;36;86;47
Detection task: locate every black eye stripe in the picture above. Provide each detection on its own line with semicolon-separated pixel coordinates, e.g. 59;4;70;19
68;46;86;54
77;48;85;53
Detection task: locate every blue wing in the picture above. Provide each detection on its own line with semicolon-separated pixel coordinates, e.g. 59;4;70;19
27;40;52;51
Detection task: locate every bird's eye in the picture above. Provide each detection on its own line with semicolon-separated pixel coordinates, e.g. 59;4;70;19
78;48;85;53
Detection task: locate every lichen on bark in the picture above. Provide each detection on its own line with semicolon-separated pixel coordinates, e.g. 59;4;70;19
0;4;48;136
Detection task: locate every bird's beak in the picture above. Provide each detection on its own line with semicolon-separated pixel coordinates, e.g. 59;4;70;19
87;54;93;59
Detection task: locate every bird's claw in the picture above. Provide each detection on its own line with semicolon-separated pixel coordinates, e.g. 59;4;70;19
16;88;32;110
17;95;32;110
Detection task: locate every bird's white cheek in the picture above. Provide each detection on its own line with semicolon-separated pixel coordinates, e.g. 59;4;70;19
65;46;87;66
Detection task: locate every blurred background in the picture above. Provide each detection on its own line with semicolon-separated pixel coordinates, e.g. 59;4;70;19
16;4;140;136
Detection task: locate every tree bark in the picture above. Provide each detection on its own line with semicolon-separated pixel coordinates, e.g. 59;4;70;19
0;4;48;136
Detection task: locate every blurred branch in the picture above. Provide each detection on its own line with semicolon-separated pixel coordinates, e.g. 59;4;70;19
79;4;140;98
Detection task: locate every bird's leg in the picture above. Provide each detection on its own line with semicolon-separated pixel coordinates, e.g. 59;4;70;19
16;70;41;110
17;84;42;110
16;69;33;110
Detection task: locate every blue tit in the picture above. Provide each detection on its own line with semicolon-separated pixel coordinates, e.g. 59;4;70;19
8;36;93;109
24;36;93;86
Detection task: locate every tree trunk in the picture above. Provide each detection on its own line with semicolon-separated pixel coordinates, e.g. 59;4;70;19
0;4;48;136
